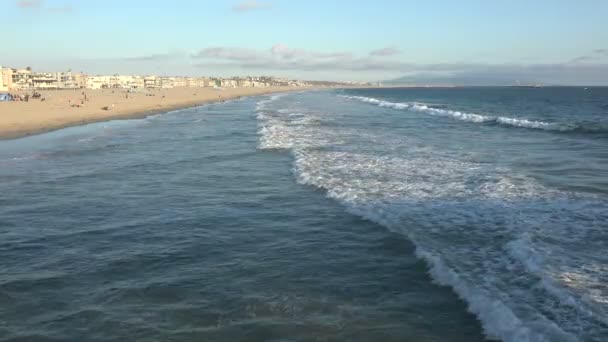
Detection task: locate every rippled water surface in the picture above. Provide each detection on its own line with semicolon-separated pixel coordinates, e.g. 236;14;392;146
1;87;607;341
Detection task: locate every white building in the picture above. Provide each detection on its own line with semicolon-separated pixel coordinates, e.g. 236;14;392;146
172;77;187;87
86;76;112;89
160;77;175;89
144;76;161;89
31;72;58;89
0;66;13;91
252;81;268;88
11;69;32;90
220;79;237;88
57;71;87;89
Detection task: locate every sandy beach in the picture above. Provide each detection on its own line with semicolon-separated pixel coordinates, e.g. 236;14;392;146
0;86;297;139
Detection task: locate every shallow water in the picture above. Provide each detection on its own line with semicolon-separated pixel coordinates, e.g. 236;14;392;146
257;88;608;341
1;96;486;341
2;87;607;341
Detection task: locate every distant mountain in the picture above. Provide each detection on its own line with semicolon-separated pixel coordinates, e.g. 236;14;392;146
385;73;542;87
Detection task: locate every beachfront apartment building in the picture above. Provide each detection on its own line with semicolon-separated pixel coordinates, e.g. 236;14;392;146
219;79;238;88
252;81;269;88
186;78;198;88
173;77;187;88
144;76;161;89
203;78;216;87
11;69;33;90
31;71;89;90
112;75;145;89
86;76;113;89
31;73;59;90
57;71;87;89
0;67;87;90
0;66;13;91
1;66;309;91
237;79;252;87
160;77;175;89
85;75;146;89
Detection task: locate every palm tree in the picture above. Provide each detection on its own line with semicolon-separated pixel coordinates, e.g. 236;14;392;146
26;66;32;72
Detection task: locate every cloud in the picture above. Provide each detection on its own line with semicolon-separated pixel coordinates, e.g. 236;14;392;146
123;52;185;62
232;1;271;12
16;0;42;9
192;44;608;85
270;44;353;60
316;52;354;59
17;0;73;14
193;44;359;71
271;44;308;59
193;47;262;61
370;47;401;57
568;48;608;64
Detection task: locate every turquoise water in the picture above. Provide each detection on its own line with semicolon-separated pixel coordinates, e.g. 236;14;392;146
1;88;607;341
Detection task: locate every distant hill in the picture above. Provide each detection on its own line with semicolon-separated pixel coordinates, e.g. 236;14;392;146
385;74;543;87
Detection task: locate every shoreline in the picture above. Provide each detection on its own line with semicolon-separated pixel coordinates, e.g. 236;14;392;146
0;86;303;140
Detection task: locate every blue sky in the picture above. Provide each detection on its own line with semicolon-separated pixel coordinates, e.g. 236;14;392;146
3;0;608;84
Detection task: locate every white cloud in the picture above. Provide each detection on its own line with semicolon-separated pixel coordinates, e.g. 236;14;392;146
16;0;42;9
190;44;608;84
193;44;362;71
271;44;308;59
16;0;73;14
193;47;263;61
370;47;401;57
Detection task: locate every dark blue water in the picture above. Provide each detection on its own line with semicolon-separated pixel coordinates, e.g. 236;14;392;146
1;88;607;341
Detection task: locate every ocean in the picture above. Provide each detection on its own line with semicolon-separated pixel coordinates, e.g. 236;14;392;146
1;87;607;341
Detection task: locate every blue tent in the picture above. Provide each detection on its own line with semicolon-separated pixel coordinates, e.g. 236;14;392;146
0;93;13;102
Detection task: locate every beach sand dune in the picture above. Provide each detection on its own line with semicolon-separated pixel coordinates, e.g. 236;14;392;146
0;86;296;139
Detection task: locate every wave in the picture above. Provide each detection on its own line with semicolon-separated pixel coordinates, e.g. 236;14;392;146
255;93;608;342
288;149;592;342
341;95;607;133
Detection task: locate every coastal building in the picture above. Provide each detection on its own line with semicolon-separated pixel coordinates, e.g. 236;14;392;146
172;77;187;88
112;75;145;89
1;67;306;91
160;77;175;89
128;76;145;89
0;66;13;91
57;71;87;89
220;79;237;88
186;77;200;88
31;72;58;90
75;73;88;88
203;78;216;87
11;68;33;90
252;81;268;88
144;76;161;89
237;79;252;87
86;76;112;89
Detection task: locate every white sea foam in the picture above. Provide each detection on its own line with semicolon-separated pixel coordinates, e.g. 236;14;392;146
341;95;567;131
256;92;608;342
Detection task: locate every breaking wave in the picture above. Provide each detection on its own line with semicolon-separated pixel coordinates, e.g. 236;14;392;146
341;95;607;133
255;93;608;342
